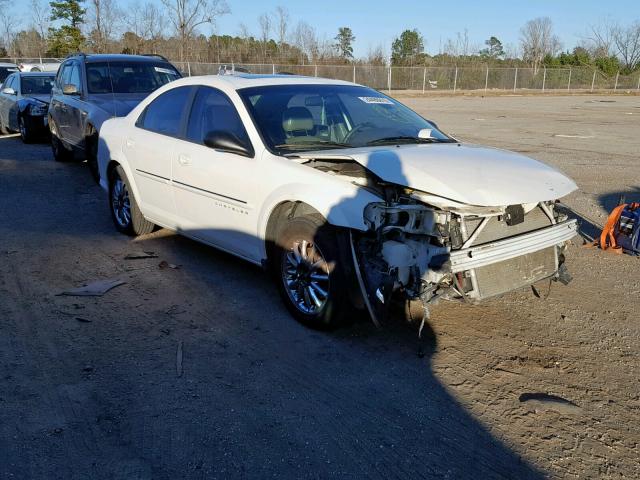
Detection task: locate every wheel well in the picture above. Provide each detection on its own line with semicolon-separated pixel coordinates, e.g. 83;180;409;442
106;160;120;183
264;201;324;265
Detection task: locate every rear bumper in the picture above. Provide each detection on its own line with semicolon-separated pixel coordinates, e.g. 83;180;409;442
449;219;578;273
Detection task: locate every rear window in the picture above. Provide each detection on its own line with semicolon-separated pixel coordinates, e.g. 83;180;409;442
21;76;55;95
86;61;181;94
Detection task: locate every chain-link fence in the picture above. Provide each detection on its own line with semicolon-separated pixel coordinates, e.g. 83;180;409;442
174;62;640;94
4;57;640;93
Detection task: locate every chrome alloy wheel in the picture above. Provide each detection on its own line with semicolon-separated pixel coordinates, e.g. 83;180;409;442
281;239;330;314
111;178;131;228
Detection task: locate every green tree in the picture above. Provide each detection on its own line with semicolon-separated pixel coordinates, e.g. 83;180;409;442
479;36;504;59
47;0;86;56
391;29;423;64
334;27;355;60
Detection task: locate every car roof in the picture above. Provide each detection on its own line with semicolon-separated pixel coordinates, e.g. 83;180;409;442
168;74;360;90
69;54;173;64
17;72;56;77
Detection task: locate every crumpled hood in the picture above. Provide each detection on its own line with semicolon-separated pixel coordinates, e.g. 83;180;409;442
87;93;149;117
346;143;577;206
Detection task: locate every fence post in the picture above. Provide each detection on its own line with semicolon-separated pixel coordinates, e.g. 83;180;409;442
422;67;427;94
591;69;596;91
614;71;619;91
567;68;572;91
353;65;356;83
513;67;518;92
314;65;318;77
637;73;640;91
453;66;458;93
484;65;489;93
187;62;191;77
272;64;275;74
542;67;546;92
388;66;392;94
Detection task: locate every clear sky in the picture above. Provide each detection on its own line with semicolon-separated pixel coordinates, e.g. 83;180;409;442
15;0;640;58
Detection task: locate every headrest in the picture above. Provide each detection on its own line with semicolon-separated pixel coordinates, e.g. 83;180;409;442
282;107;313;133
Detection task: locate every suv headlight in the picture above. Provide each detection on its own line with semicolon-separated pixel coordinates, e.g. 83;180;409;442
29;104;48;116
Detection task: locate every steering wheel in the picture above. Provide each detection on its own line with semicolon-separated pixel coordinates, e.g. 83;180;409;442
343;122;376;144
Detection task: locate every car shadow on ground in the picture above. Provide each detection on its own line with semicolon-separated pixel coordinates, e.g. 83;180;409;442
0;137;544;478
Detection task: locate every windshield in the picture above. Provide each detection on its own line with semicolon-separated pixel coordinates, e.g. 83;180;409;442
21;75;55;95
85;61;181;94
238;84;453;153
0;66;19;83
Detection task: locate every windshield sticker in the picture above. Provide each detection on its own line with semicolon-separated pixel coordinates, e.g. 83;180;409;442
358;96;393;105
154;66;175;74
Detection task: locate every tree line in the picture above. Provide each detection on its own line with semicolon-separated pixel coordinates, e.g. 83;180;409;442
0;1;638;75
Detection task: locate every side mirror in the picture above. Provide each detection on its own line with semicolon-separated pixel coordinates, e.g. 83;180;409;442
203;131;253;157
63;84;80;95
2;87;16;95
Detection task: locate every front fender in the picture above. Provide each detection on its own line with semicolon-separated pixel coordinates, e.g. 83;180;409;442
258;181;382;245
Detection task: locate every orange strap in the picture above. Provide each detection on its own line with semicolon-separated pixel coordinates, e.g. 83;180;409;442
599;202;640;253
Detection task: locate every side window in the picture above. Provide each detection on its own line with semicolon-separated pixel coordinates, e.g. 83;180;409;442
186;87;250;147
138;86;192;137
56;63;69;88
4;75;15;90
68;64;82;91
61;64;73;88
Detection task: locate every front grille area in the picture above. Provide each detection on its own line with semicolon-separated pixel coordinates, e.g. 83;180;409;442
473;246;557;299
464;205;553;246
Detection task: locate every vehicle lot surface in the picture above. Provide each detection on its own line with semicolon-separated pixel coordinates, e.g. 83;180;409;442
0;95;639;479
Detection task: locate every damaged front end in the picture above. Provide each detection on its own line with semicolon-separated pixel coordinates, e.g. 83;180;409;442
350;188;578;328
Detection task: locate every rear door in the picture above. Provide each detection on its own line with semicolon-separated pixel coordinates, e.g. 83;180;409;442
171;86;260;259
122;85;194;226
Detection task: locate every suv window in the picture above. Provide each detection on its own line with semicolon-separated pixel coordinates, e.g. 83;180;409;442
3;74;16;91
138;86;192;136
186;87;250;147
68;63;82;92
86;61;181;94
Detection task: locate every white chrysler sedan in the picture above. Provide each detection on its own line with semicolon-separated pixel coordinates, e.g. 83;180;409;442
97;74;578;329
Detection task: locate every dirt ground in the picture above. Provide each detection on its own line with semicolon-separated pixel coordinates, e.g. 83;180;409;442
0;95;638;479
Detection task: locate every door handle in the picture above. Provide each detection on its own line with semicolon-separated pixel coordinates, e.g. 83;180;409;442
125;138;135;148
178;154;191;166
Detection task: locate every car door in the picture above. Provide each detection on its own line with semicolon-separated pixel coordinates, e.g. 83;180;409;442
122;85;195;226
50;62;72;140
171;86;260;259
63;61;86;147
0;74;17;127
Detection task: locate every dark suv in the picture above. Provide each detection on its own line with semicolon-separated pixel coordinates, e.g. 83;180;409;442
49;53;182;181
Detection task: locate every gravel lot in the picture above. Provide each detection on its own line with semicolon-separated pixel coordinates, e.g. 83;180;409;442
0;95;638;479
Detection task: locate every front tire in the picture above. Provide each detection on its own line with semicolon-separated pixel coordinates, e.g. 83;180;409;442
86;131;100;183
109;165;154;236
50;120;73;162
18;116;34;144
274;215;352;329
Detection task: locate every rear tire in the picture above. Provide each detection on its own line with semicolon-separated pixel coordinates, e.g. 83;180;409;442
109;165;154;236
274;214;352;329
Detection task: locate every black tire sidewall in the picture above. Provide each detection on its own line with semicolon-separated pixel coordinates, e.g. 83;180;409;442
109;166;135;235
274;215;351;329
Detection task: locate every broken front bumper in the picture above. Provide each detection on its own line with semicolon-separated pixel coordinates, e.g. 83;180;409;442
449;219;578;300
449;220;578;273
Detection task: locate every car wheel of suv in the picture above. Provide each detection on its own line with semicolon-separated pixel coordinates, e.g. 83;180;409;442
50;122;73;162
18;116;34;144
86;132;100;183
109;165;154;236
274;214;351;329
